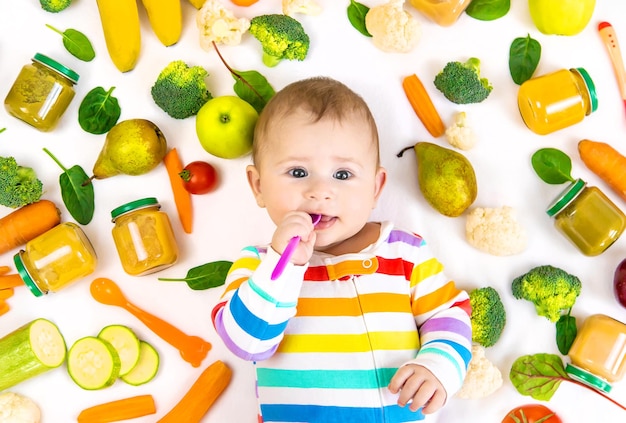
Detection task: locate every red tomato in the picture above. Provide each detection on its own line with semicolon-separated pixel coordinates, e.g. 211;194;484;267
179;161;218;194
501;404;562;423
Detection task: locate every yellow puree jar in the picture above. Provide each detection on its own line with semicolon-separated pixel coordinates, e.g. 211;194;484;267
111;197;178;276
566;314;626;393
4;53;79;132
409;0;471;26
547;179;626;256
13;222;97;297
517;68;598;135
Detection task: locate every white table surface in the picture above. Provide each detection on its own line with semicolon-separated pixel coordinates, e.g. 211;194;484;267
1;1;626;422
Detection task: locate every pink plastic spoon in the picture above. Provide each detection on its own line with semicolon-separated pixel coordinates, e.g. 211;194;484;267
271;214;321;280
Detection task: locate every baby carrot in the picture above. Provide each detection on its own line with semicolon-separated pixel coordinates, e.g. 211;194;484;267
0;266;10;275
163;148;193;234
0;288;14;300
402;73;446;138
0;274;23;290
0;200;61;255
0;301;9;317
77;394;156;423
578;139;626;201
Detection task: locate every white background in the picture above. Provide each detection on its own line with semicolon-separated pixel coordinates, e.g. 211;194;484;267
1;1;626;422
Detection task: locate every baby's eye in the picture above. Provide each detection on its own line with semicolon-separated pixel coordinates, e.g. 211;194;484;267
334;170;352;180
288;168;308;178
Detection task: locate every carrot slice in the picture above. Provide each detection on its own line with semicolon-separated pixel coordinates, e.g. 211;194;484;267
402;73;446;138
163;148;193;234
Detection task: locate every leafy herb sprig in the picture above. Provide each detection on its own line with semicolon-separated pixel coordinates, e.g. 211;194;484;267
509;34;541;85
158;261;233;290
45;24;95;62
78;86;121;134
465;0;511;21
347;0;371;37
531;148;575;184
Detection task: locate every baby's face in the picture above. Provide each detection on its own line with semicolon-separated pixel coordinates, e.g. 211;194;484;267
248;110;386;251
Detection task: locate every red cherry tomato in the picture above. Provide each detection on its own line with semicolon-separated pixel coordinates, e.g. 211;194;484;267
501;404;562;423
179;161;218;194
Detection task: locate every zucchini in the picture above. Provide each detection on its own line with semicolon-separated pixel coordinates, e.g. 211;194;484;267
97;325;140;376
0;318;66;391
68;336;121;390
121;340;159;386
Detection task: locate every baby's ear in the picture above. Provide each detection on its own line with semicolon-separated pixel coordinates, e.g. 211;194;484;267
373;166;387;205
246;165;266;208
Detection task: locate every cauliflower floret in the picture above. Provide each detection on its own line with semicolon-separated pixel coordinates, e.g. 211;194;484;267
456;344;503;399
196;0;250;50
365;0;421;53
283;0;322;17
466;206;528;256
0;392;41;423
445;111;477;150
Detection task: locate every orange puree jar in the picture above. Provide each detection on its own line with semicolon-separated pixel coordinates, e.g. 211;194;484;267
517;68;598;135
566;314;626;393
409;0;471;26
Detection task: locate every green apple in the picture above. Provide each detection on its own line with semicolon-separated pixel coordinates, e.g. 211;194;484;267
195;96;259;159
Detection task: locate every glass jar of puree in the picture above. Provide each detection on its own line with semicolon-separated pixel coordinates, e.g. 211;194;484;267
111;197;178;276
566;314;626;393
517;68;597;135
13;222;97;297
547;179;626;256
4;53;79;132
409;0;471;26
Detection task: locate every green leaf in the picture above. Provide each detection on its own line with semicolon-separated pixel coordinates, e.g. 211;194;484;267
232;70;276;114
43;148;95;225
466;0;510;21
509;34;541;85
556;313;577;355
158;261;233;290
531;148;575;184
509;353;569;401
78;87;121;135
46;24;95;62
348;0;371;37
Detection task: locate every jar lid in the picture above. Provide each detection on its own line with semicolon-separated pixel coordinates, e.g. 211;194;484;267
572;67;598;113
565;363;612;393
546;178;586;217
13;251;43;297
33;53;79;84
111;197;160;221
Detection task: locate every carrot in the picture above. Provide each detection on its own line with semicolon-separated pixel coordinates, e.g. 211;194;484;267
0;200;61;255
157;360;232;423
402;73;446;138
0;266;10;275
163;148;193;234
231;0;260;5
0;301;9;317
578;139;626;201
0;274;23;290
77;394;156;423
0;288;14;300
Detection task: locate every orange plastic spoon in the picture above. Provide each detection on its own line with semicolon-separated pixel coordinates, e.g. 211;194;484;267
90;277;211;367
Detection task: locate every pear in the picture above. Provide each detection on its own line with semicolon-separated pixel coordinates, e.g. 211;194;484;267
398;142;477;217
92;119;167;179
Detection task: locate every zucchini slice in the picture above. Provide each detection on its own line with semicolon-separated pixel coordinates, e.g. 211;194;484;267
97;325;140;376
121;341;159;386
0;318;66;391
68;336;121;390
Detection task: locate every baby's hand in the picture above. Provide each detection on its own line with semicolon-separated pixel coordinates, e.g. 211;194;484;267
271;211;317;266
388;364;447;415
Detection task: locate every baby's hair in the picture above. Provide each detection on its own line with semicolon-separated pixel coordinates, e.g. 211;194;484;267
252;76;380;164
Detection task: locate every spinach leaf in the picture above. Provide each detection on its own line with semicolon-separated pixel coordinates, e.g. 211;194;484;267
46;24;95;62
78;87;121;135
158;260;233;290
509;34;541;85
509;353;568;401
465;0;510;21
348;0;371;37
43;148;95;225
531;148;575;184
556;312;577;355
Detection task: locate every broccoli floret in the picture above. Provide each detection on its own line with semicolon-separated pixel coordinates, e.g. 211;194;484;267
248;14;310;67
512;265;582;322
39;0;72;13
469;287;506;347
151;60;213;119
434;58;493;104
0;156;43;208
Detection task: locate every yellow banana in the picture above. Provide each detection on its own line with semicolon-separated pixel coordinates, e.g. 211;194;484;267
141;0;183;47
96;0;141;73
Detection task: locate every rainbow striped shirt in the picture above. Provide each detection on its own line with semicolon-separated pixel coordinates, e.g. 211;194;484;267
212;222;472;423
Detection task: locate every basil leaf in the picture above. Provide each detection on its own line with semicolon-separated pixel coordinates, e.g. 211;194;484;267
232;69;276;114
531;148;575;184
348;0;371;37
158;260;233;290
78;87;121;135
509;353;568;401
46;24;95;62
509;34;541;85
43;148;95;225
466;0;510;21
556;313;577;355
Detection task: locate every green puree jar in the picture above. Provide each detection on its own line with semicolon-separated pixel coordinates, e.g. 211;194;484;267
4;53;79;132
547;178;626;256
